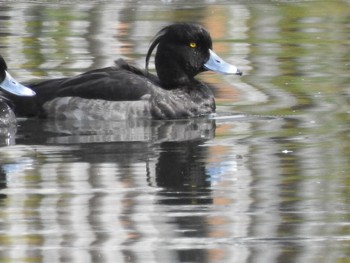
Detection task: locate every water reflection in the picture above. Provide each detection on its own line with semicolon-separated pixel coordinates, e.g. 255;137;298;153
0;117;220;262
16;117;215;144
155;140;213;262
0;103;17;146
1;113;350;263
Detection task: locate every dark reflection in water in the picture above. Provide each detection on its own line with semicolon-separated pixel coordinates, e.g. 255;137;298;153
155;141;212;263
156;141;211;193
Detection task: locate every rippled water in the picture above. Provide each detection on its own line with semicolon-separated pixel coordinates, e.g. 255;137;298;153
0;1;350;262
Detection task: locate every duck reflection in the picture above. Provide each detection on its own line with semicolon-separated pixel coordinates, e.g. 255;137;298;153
155;140;212;263
156;140;212;203
69;118;214;263
0;116;217;263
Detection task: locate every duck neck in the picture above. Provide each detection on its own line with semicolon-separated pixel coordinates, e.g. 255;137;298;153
155;50;194;89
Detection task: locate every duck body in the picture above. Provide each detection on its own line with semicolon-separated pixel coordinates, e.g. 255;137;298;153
14;23;241;120
26;59;214;120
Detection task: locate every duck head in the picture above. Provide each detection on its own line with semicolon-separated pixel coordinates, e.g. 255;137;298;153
0;55;36;97
145;23;242;89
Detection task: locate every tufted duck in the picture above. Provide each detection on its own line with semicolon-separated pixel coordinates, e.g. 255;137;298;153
14;23;242;120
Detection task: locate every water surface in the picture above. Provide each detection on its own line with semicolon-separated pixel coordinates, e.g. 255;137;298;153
0;1;350;262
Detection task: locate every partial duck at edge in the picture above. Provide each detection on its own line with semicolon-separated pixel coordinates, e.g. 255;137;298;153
0;55;35;127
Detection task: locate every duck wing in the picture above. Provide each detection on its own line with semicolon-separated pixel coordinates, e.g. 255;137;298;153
11;59;159;117
32;59;159;102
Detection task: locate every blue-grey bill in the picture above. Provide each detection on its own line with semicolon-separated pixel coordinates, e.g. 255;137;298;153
204;49;242;76
0;71;36;96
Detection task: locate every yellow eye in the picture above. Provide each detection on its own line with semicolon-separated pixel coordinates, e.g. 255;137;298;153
189;42;197;48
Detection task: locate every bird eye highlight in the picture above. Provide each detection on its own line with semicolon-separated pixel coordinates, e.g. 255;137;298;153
189;42;197;48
